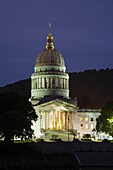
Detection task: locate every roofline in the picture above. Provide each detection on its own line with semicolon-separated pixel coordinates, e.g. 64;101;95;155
78;108;101;112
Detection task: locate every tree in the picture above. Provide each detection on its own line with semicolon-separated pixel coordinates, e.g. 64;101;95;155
0;92;37;143
96;101;113;136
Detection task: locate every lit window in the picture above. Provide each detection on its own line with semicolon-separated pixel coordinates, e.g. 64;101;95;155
85;117;88;121
80;118;83;122
86;124;89;129
91;124;94;130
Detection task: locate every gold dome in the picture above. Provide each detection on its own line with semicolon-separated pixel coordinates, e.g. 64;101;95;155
35;33;65;67
35;49;64;66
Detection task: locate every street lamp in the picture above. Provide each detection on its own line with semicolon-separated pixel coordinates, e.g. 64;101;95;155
68;112;69;141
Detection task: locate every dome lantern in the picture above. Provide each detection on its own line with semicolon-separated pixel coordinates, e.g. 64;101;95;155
46;33;54;50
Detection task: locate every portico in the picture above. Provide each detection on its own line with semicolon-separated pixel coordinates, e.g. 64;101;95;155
32;98;76;137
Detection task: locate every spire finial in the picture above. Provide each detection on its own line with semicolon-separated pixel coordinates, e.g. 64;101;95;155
49;22;52;33
46;22;54;50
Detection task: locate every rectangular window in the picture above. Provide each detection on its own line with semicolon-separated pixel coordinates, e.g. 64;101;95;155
91;118;94;121
86;124;89;129
85;117;88;121
91;124;94;130
80;117;83;122
80;124;83;129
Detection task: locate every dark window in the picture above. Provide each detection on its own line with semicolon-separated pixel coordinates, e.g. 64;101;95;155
52;78;55;88
91;118;94;121
80;124;83;128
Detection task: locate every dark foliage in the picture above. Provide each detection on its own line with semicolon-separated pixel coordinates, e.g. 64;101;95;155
96;101;113;136
0;92;37;143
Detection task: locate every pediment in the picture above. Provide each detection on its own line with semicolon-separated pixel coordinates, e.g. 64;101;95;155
34;98;77;112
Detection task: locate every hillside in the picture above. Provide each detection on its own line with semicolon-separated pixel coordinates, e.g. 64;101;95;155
0;79;31;99
69;69;113;109
0;69;113;109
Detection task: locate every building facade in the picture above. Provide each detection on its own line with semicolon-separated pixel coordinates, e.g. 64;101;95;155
30;31;100;139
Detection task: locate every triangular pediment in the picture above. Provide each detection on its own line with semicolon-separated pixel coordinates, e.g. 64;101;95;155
34;98;77;112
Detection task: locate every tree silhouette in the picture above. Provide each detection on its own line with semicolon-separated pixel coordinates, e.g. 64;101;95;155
96;101;113;136
0;92;37;143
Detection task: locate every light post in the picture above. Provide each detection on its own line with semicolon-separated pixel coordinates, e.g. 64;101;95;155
68;112;69;141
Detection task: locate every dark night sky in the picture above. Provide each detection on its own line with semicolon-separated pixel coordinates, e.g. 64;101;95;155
0;0;113;87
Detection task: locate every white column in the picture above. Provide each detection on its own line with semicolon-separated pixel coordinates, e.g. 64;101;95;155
41;77;44;88
39;77;40;89
37;78;39;89
67;79;69;90
61;78;63;88
47;77;49;89
68;112;70;141
42;112;45;129
40;78;42;88
61;78;63;89
64;79;66;89
45;112;48;129
34;78;37;89
32;110;43;138
48;112;50;129
66;79;68;89
40;112;42;132
53;112;55;129
58;111;60;130
32;78;34;90
33;78;36;89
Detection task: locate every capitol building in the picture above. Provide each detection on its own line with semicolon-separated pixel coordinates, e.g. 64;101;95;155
30;29;100;139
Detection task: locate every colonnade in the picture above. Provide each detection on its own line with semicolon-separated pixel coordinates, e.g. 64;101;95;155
32;77;69;90
39;111;73;131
